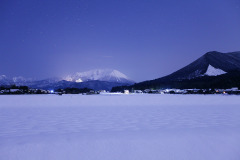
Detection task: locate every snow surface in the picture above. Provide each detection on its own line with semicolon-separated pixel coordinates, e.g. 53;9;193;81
0;94;240;160
205;64;227;76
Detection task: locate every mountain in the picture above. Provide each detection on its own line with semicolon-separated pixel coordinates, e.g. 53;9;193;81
112;51;240;91
0;75;11;86
0;69;134;91
0;75;34;86
64;69;135;84
160;51;240;81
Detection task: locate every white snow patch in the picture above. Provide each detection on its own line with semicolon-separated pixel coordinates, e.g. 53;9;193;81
205;65;227;76
75;78;83;83
65;76;73;82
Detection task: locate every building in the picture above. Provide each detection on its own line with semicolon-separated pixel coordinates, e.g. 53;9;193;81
124;90;129;94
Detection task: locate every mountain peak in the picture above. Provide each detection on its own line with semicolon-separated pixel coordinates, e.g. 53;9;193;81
205;51;220;55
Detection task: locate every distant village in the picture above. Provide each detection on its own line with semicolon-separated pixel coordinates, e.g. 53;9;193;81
124;87;240;95
0;85;240;95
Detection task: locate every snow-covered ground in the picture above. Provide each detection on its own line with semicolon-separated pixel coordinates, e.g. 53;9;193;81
0;94;240;160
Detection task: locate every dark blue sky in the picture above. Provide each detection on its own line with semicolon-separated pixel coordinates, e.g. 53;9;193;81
1;0;240;82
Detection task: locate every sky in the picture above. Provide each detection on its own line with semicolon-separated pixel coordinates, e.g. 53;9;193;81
1;0;240;82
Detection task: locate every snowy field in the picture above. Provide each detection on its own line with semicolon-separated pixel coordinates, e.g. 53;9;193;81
0;94;240;160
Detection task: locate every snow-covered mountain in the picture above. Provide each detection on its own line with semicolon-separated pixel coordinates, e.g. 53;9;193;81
0;69;134;91
0;75;11;86
0;75;33;86
114;51;240;90
0;75;7;80
64;69;135;84
160;51;240;81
